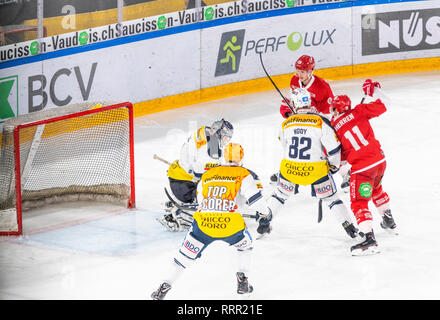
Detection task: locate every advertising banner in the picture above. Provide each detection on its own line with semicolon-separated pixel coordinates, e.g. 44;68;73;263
1;0;439;128
353;0;440;64
0;31;201;123
201;6;352;88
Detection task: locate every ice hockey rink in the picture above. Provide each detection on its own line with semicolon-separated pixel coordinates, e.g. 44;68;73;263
1;70;439;300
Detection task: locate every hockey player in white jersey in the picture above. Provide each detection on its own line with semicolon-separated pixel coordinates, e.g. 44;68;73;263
257;88;358;239
158;119;234;232
152;142;265;300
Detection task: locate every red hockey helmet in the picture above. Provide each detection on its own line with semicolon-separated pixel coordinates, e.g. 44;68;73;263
331;95;351;114
295;55;315;71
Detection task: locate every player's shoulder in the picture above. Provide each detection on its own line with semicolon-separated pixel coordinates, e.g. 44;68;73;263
208;164;255;176
281;113;328;130
290;75;300;86
313;75;332;88
241;167;260;180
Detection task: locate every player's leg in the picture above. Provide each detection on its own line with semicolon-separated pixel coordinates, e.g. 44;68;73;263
151;224;212;299
159;179;197;231
349;171;380;255
312;173;359;239
371;162;397;233
226;228;254;294
339;162;351;192
257;173;297;235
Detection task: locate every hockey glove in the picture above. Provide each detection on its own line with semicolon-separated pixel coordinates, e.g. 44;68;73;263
329;164;339;174
280;99;293;118
256;211;273;235
362;79;381;97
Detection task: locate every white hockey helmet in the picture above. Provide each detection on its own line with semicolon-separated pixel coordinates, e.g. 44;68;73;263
291;87;312;113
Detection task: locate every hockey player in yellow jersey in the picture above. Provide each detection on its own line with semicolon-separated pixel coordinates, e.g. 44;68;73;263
151;142;265;300
257;88;359;239
158;119;234;232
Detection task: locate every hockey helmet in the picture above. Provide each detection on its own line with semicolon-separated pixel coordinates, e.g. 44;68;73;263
291;88;312;113
295;55;315;71
330;95;351;115
223;142;244;165
211;119;234;147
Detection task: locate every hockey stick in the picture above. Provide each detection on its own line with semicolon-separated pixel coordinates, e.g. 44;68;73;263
164;188;258;220
259;52;295;114
318;199;323;223
153;154;172;166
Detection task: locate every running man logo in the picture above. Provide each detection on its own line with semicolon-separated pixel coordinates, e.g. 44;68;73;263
0;75;18;122
215;30;245;77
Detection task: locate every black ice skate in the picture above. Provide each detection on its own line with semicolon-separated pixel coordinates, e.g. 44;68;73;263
256;211;272;239
380;209;398;234
236;272;253;295
342;221;359;239
151;282;172;300
350;231;380;256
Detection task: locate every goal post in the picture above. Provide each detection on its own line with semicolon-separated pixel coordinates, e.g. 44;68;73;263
0;102;136;236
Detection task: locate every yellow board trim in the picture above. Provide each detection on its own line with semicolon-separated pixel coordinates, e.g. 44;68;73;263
133;57;440;118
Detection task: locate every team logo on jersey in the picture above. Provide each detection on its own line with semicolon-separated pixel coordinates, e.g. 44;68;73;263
359;182;373;198
215;30;245;77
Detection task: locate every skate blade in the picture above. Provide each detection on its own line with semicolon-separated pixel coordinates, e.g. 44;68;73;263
384;227;399;236
381;223;399;235
256;227;272;240
237;286;253;299
351;246;381;256
156;217;178;232
256;233;267;240
237;292;252;300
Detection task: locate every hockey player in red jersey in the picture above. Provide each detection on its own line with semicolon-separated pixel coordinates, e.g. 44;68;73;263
275;55;352;189
330;79;397;256
280;55;334;119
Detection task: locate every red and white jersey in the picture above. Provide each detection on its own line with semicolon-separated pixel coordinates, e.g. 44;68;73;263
290;74;334;116
331;99;386;174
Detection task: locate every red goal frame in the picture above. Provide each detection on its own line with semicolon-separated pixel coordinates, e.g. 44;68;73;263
2;102;135;236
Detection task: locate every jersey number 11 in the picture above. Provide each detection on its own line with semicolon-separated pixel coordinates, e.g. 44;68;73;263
344;125;369;151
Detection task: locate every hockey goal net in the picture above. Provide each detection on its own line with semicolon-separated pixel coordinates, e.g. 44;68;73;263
0;102;135;236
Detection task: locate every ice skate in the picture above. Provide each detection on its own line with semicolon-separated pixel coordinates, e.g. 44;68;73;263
380;209;398;235
157;212;180;232
342;221;359;239
158;206;192;232
256;212;272;239
236;272;253;295
351;231;380;256
151;282;172;300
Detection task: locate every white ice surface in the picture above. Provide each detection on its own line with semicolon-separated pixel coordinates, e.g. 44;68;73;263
1;71;440;300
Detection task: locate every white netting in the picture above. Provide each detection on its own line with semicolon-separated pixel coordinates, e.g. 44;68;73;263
0;101;134;235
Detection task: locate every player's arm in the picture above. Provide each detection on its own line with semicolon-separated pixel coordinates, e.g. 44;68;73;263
179;136;199;182
241;169;264;208
321;118;342;172
362;79;390;105
315;78;334;116
361;79;388;119
280;98;293;118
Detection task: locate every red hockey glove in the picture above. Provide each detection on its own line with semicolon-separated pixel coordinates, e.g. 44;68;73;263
362;79;381;97
280;98;293;118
